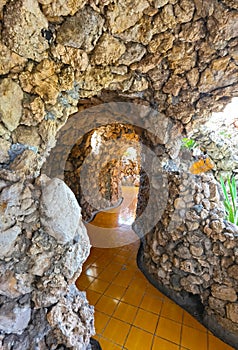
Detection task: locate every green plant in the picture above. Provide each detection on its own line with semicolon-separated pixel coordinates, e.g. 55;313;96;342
181;137;197;150
220;176;238;225
219;130;231;139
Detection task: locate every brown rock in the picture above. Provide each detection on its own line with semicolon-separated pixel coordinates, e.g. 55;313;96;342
118;16;153;45
2;0;49;61
168;42;197;74
175;245;191;259
221;0;238;9
51;44;89;71
34;79;59;106
76;66;115;96
228;265;238;280
209;296;226;317
148;32;175;54
0;270;21;298
186;221;200;231
174;0;195;23
154;0;170;7
193;0;215;17
56;6;104;52
160;4;177;29
130;76;149;92
163;75;187;96
180;260;198;274
31;59;60;105
0;78;23;132
0;138;11;164
12;126;41;149
226;303;238;323
0;43;27;75
148;64;170;90
229;45;238;64
107;0;149;34
174;197;186;209
208;9;238;49
210;220;224;233
211;285;237;302
42;0;86;19
21;96;45;126
0;0;7;14
179;20;206;42
186;68;200;88
190;245;204;257
118;43;146;66
199;57;237;92
92;34;126;66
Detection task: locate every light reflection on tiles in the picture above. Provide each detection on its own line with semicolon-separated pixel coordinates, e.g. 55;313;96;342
76;186;234;350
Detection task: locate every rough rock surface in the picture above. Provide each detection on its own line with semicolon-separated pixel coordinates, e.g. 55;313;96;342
190;110;238;181
0;79;23;132
0;0;238;348
56;6;104;52
2;0;49;61
40;177;82;243
137;150;238;348
0;174;92;349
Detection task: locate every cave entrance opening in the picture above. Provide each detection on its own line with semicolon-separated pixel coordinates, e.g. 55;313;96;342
64;123;142;249
187;97;238;182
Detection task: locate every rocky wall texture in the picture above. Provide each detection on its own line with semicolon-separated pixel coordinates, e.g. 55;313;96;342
64;123;140;221
136;147;238;349
0;172;93;349
0;0;238;348
0;0;238;174
191;119;238;181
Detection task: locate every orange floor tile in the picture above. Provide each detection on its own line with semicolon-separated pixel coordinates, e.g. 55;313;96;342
76;186;234;350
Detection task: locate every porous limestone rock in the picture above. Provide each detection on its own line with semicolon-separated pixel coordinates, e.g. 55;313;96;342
0;43;27;75
92;34;126;66
0;0;238;348
211;285;237;302
0;79;23;132
56;6;104;52
119;44;146;68
226;303;238;323
0;139;11;164
2;0;49;61
0;301;31;334
107;0;150;34
42;0;86;19
51;44;89;71
47;286;94;350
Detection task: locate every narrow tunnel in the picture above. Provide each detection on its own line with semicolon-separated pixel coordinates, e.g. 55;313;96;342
1;1;238;349
46;103;236;350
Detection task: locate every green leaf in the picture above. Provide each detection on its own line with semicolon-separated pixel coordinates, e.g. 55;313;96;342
220;175;238;225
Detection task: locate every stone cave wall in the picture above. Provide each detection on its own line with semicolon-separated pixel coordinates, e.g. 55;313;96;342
191;121;238;181
0;174;94;349
136;145;238;348
64;123;140;222
0;0;238;349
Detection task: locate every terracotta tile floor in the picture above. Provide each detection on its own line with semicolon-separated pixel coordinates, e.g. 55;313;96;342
76;186;234;349
76;241;234;350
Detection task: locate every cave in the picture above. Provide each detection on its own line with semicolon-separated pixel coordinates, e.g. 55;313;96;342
0;0;238;349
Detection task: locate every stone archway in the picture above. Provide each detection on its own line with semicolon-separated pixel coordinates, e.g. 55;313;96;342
0;0;238;349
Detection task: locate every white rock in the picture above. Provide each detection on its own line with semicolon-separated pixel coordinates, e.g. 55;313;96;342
0;225;21;258
0;302;31;334
40;177;82;244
